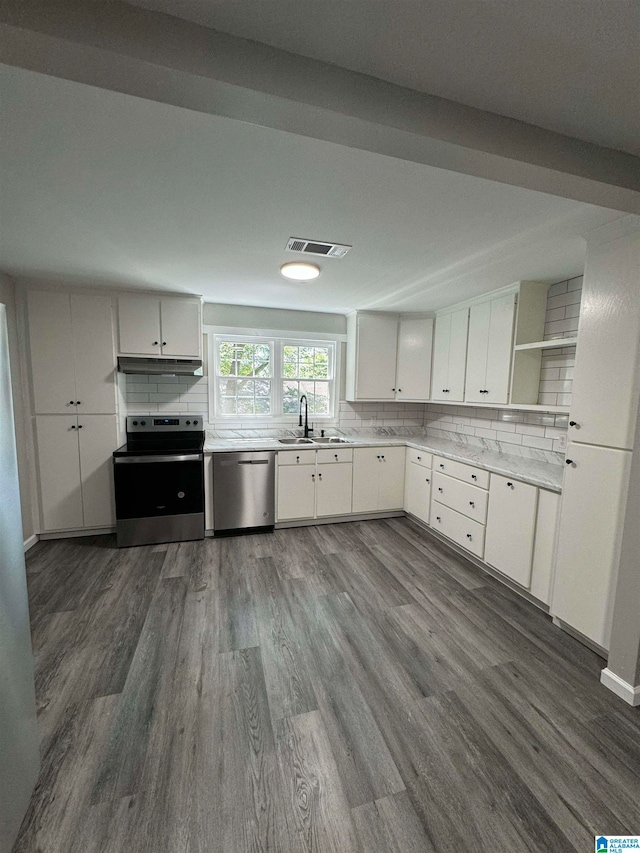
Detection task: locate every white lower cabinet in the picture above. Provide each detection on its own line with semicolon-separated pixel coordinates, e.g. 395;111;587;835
352;446;406;513
432;471;488;524
277;464;316;521
35;415;119;531
404;455;432;525
276;450;354;521
431;502;486;559
484;473;538;587
316;464;353;517
530;489;560;605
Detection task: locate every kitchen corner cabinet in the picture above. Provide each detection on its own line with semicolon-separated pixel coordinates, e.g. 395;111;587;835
345;313;433;402
464;293;516;404
404;449;432;525
27;290;117;415
430;307;469;402
118;294;202;358
484;473;538;587
352;446;405;513
35;415;119;531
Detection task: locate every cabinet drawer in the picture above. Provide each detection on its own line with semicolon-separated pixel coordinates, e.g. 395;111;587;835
431;500;486;559
432;456;489;489
406;447;432;469
278;450;316;466
316;448;353;464
432;471;488;524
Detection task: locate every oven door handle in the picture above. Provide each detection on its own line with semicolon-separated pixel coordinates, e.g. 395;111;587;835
114;454;203;464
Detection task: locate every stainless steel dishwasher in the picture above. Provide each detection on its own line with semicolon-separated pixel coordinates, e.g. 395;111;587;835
212;450;276;535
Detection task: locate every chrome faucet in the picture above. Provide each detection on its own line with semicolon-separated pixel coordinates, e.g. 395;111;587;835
299;394;313;438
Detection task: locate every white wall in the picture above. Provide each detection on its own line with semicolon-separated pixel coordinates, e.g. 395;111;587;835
0;273;35;542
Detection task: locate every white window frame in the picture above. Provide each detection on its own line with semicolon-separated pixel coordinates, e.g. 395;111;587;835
207;327;341;424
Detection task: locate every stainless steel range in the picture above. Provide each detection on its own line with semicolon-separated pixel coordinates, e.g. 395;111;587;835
113;416;205;547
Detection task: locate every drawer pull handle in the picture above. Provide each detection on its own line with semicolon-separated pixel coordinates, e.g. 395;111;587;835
566;459;574;466
381;455;385;460
417;456;421;460
469;501;475;507
569;421;578;427
312;473;315;480
471;474;477;480
507;482;514;488
438;487;443;493
425;478;430;483
439;463;445;469
436;516;441;522
466;533;472;540
318;473;322;480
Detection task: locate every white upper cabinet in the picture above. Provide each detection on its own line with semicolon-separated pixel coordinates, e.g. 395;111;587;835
395;317;433;401
346;313;398;400
28;290;116;415
118;294;202;359
431;307;469;402
465;293;516;404
160;299;202;357
568;228;640;449
71;294;118;415
118;295;161;356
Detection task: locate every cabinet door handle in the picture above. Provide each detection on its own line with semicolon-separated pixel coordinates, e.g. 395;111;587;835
381;455;385;460
436;516;441;522
398;388;402;392
162;341;167;346
471;474;477;480
425;478;430;483
318;472;322;480
569;421;578;427
76;401;81;405
312;473;315;480
466;533;472;540
507;482;514;488
565;459;574;465
438;487;443;493
296;456;300;462
392;388;396;392
153;341;159;345
334;454;338;459
70;425;76;429
439;463;445;469
69;400;74;405
417;456;421;460
78;424;83;429
469;501;475;507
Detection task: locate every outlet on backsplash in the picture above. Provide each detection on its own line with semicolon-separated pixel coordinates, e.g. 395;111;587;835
555;433;567;451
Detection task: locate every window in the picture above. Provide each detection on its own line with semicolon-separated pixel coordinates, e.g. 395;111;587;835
213;334;337;419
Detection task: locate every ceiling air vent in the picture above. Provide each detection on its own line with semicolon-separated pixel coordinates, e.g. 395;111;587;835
286;237;351;258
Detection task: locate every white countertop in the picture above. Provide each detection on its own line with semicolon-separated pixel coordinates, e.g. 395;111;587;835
204;434;564;492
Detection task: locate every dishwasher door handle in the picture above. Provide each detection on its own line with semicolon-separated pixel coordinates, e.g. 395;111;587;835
237;459;269;465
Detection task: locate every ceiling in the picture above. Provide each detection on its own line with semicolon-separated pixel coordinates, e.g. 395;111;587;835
0;65;621;314
126;0;640;156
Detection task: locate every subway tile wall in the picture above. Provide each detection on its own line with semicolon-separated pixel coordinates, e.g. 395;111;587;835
423;404;569;454
125;374;209;414
538;276;582;407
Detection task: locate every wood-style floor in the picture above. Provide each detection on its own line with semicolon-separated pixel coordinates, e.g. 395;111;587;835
14;518;640;852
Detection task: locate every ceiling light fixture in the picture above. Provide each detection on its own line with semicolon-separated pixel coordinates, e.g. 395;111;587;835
280;261;321;281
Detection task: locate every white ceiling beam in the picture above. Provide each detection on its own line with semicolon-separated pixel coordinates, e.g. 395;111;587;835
1;0;639;213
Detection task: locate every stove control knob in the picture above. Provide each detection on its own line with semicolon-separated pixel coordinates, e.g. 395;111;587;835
193;419;198;425
140;420;146;426
132;420;138;426
186;420;191;425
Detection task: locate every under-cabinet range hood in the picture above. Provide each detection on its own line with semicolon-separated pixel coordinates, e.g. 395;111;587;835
117;357;203;376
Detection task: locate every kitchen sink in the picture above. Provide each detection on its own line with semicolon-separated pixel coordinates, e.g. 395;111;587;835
278;437;315;445
312;437;353;444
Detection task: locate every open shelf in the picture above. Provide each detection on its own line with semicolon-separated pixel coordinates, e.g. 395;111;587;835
514;337;577;352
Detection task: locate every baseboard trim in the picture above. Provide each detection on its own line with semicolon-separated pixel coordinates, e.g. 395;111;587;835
600;668;640;706
275;510;404;529
23;534;39;552
39;526;115;541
